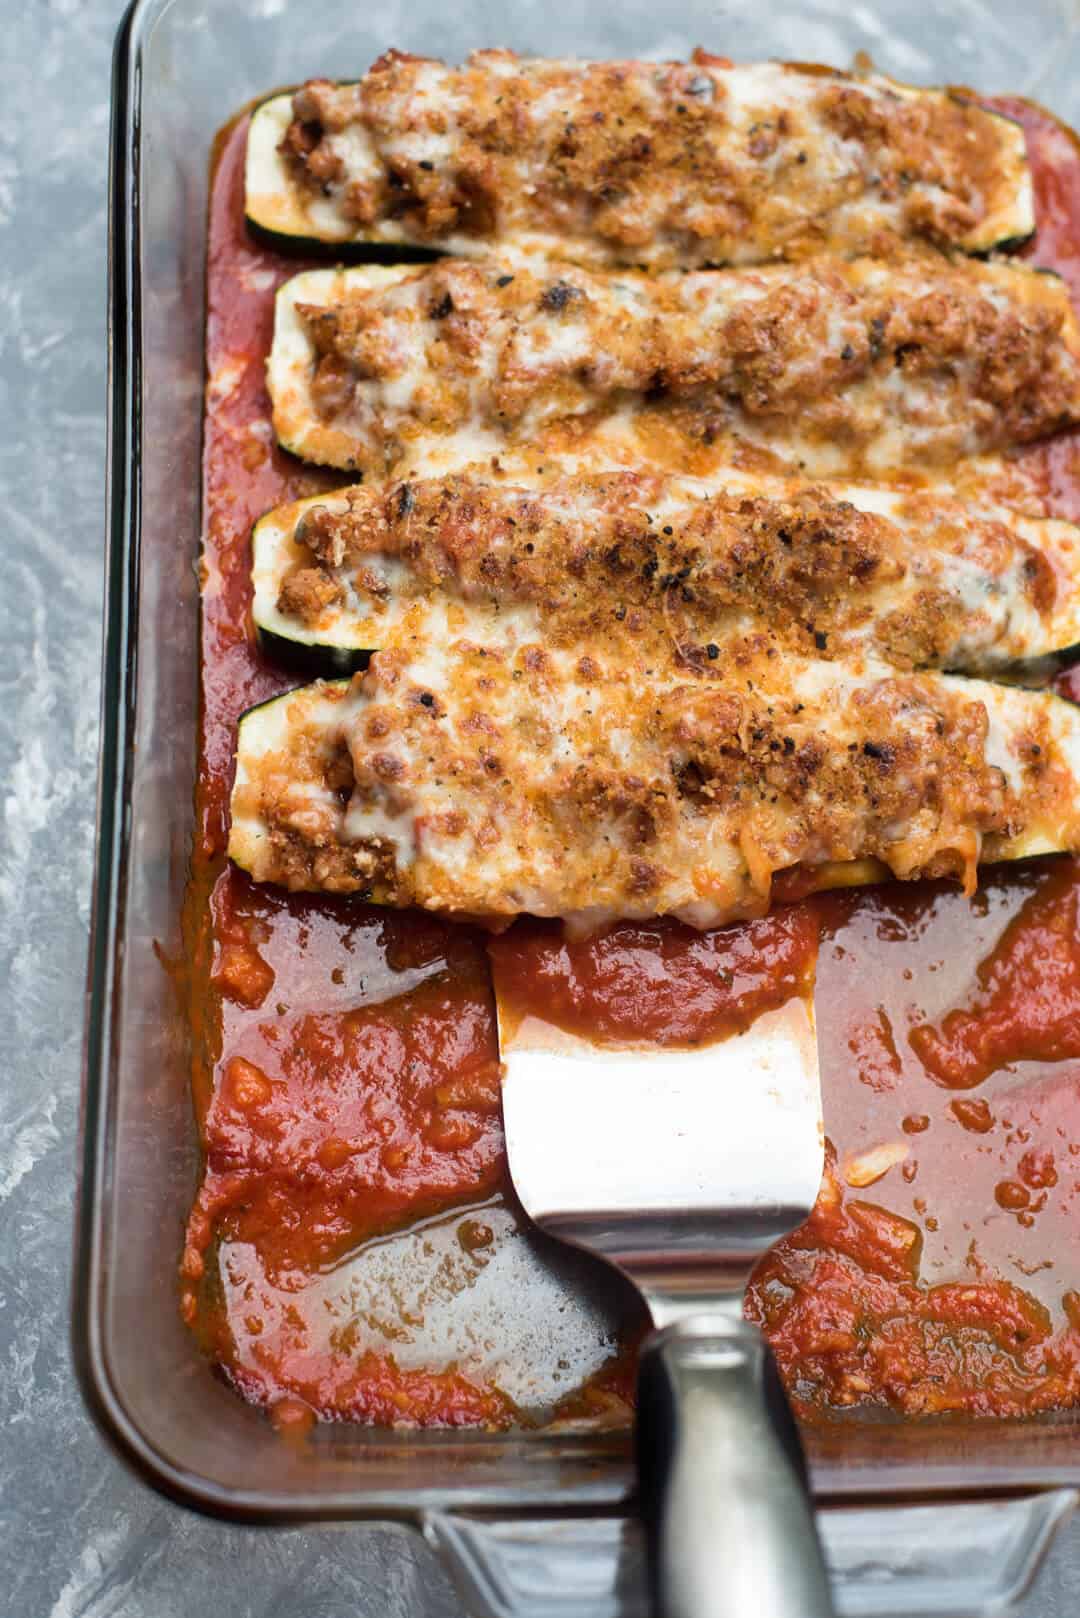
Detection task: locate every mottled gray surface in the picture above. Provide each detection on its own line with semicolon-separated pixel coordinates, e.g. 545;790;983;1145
3;0;1080;1613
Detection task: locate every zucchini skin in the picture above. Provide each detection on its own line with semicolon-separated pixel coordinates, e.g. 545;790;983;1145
254;623;1080;688
255;624;370;679
236;682;346;727
244;216;439;265
982;229;1037;256
991;646;1080;687
245;210;1037;266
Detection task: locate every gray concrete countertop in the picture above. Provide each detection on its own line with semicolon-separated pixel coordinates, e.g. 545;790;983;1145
3;1;1080;1612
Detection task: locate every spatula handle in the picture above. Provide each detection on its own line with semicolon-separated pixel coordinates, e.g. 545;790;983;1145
636;1314;834;1618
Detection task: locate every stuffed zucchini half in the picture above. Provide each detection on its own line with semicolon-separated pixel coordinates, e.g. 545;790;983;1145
251;468;1080;684
228;662;1080;930
244;54;1033;268
266;255;1080;481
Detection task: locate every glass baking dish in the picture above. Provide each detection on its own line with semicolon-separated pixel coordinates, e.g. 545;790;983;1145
78;0;1080;1610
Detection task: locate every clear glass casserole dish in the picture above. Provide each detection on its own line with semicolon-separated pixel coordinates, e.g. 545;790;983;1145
78;1;1080;1610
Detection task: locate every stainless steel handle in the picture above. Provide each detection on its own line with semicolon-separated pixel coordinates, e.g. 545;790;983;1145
636;1314;834;1618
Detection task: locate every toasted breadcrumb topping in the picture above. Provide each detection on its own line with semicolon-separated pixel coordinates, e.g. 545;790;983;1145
278;254;1080;478
230;594;1080;926
270;470;1065;676
276;51;1029;267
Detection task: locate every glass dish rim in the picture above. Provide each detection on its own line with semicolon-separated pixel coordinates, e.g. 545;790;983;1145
74;0;1080;1524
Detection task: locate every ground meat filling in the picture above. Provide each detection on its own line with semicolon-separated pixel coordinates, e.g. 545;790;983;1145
271;471;1065;675
275;50;1027;266
289;255;1080;472
231;624;1078;925
276;566;344;623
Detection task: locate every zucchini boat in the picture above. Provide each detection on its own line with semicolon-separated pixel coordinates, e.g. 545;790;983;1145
267;255;1080;480
228;642;1080;930
245;53;1033;268
251;469;1080;683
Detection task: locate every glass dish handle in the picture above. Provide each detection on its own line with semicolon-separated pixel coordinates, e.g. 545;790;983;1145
424;1489;1076;1618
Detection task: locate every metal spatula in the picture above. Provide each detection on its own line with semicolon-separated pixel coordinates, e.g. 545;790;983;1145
490;966;835;1618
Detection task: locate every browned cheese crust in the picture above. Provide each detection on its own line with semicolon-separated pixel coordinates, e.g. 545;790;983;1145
231;627;1080;927
274;471;1061;674
289;255;1080;476
278;50;1028;266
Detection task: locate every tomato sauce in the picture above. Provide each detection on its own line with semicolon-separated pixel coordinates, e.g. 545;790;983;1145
185;97;1080;1430
489;907;818;1049
751;867;1080;1417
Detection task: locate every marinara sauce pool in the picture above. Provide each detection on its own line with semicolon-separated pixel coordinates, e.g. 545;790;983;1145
183;97;1080;1429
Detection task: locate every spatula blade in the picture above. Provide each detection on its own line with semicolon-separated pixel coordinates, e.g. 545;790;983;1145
496;992;823;1307
492;969;834;1616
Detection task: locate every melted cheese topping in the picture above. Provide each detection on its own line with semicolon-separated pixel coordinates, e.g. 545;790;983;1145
246;52;1033;267
268;256;1080;480
253;469;1080;676
229;608;1080;927
236;55;1080;932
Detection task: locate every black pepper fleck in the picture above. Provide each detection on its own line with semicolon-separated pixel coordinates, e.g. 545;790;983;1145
541;281;576;312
